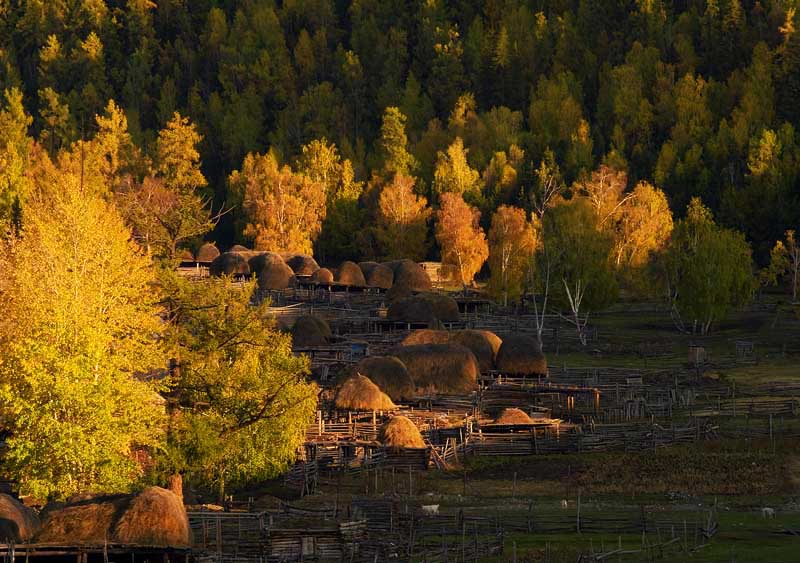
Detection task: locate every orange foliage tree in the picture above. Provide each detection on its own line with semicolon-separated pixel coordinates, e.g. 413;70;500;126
375;174;431;260
435;192;489;288
488;205;537;305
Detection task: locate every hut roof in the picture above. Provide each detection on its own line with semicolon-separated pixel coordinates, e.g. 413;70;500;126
177;248;194;262
495;335;548;376
283;254;320;276
0;494;40;542
290;315;331;348
229;244;250;253
450;330;502;373
385;260;431;299
391;343;479;395
251;253;297;290
336;261;367;286
365;263;393;289
210;252;251;276
352;356;415;402
378;416;426;450
334;374;396;411
493;408;534;425
310;267;334;284
195;242;220;263
400;329;450;346
388;293;460;324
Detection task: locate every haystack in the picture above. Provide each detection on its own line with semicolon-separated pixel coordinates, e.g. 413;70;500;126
392;343;479;394
284;254;320;276
334;374;396;411
310;267;334;284
352;356;415;401
400;329;450;346
210;252;250;276
366;263;393;289
36;487;190;547
196;242;220;263
290;315;331;348
336;261;366;286
388;293;460;324
113;487;191;547
450;330;503;372
495;335;548;376
178;248;194;262
358;261;379;278
251;253;297;290
229;244;250;253
385;260;431;299
493;408;534;425
378;416;426;451
0;494;40;541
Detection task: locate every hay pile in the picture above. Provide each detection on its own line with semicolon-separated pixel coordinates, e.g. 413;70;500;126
0;494;40;542
392;343;479;394
388;293;460;324
250;253;297;290
386;259;431;299
310;267;334;284
178;248;194;262
36;487;190;547
290;315;331;348
352;356;415;401
400;329;450;346
334;374;396;411
495;335;548;376
336;261;367;286
360;262;393;289
284;254;320;276
210;252;251;276
229;244;250;252
378;416;426;451
196;242;220;263
450;330;502;373
493;408;534;425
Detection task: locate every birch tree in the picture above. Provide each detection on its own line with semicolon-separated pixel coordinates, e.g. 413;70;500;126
435;192;489;289
488;205;536;306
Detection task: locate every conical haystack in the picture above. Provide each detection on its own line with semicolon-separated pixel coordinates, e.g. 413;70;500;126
334;374;396;411
352;356;415;401
378;416;425;451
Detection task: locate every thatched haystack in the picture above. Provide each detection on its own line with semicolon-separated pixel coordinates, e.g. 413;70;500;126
385;260;431;299
0;494;40;541
290;315;331;347
284;254;320;276
400;329;450;346
36;487;190;547
113;487;191;547
177;248;194;262
352;356;415;402
336;261;366;286
388;293;460;324
229;244;250;253
378;416;426;451
358;261;379;278
251;253;297;290
366;263;393;289
392;343;479;394
495;335;548;376
210;252;250;276
310;267;334;284
450;330;502;373
493;408;534;425
334;374;396;411
196;242;220;263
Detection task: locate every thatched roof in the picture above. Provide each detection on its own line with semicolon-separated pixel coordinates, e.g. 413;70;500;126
385;260;431;299
450;330;502;373
392;343;479;394
283;254;320;276
495;335;548;375
365;263;394;289
388;293;460;324
334;374;396;411
0;494;40;542
35;487;190;547
290;315;331;348
310;267;334;284
493;408;534;425
177;248;194;262
378;416;426;450
336;261;367;286
250;253;297;290
352;356;415;401
229;244;250;253
210;252;251;276
400;329;450;346
196;242;220;263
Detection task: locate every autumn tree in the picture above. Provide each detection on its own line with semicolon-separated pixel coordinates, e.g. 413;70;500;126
435;192;489;289
763;230;800;301
432;137;482;200
488;205;536;306
662;198;753;334
157;112;207;193
578;165;630;227
613;181;673;268
0;88;33;232
375;174;431;260
0;163;166;500
529;149;566;219
232;152;326;254
378;106;418;176
156;271;317;500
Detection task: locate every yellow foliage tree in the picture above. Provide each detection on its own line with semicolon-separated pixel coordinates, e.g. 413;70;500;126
578;165;629;227
433;136;482;198
375;173;431;260
435;192;489;288
488;205;537;305
614;181;674;268
231;152;326;254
